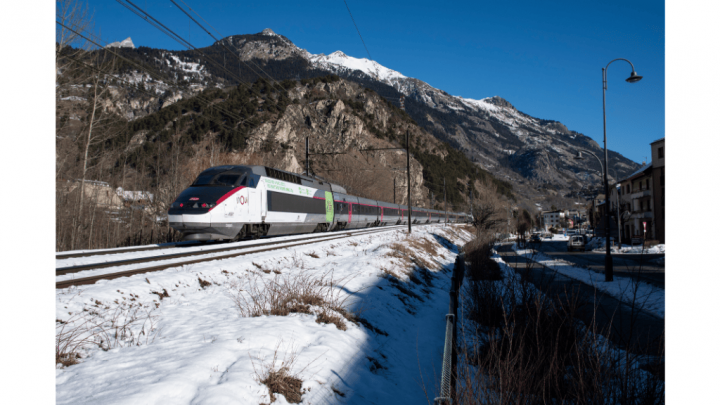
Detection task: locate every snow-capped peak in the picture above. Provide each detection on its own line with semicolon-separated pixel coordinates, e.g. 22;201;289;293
106;37;135;49
309;50;406;82
260;28;278;37
457;96;502;112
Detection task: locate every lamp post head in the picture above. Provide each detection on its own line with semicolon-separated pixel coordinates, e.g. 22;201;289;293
573;151;584;160
626;71;643;83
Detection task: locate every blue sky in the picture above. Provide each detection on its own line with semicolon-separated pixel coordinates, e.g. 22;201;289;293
86;0;664;164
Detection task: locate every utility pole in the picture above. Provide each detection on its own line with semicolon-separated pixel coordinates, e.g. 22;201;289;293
507;204;510;238
393;177;396;204
443;177;447;226
305;136;309;176
616;185;622;246
406;130;411;234
469;181;473;218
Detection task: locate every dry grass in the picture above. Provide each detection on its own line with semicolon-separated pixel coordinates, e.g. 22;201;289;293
228;269;356;330
198;277;212;289
384;234;440;275
253;341;311;404
56;299;160;368
315;310;347;331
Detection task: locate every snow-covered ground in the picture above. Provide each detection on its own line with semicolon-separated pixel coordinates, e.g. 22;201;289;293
512;244;664;318
585;237;666;255
56;225;474;404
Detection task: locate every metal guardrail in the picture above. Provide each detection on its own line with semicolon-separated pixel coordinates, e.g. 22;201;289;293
434;252;466;405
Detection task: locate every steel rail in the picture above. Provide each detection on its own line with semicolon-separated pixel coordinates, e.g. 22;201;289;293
56;242;200;260
55;223;416;260
56;226;405;276
56;225;447;289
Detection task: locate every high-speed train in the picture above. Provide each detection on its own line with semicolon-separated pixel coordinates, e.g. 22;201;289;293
168;165;472;241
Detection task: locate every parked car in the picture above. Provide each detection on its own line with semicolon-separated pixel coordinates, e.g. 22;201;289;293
529;234;542;243
567;235;588;251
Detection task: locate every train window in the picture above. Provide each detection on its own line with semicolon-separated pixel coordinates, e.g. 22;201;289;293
192;167;252;187
215;174;240;186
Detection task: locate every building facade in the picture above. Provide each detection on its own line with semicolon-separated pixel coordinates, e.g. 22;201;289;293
542;210;565;230
650;138;665;243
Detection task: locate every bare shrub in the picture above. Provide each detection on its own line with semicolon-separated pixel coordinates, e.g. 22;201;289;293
464;238;502;281
457;259;665;404
228;270;356;327
56;300;160;368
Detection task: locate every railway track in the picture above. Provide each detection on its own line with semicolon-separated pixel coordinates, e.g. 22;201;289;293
56;224;433;289
55;241;206;260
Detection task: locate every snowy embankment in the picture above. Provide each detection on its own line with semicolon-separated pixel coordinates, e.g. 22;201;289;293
56;225;474;404
512;244;665;318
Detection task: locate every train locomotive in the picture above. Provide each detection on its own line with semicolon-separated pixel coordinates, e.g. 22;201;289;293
168;165;471;241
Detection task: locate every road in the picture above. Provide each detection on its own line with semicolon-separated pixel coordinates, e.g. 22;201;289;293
495;243;665;359
527;240;665;289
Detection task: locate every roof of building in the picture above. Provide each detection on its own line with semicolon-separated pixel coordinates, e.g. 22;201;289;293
615;163;652;185
650;137;665;145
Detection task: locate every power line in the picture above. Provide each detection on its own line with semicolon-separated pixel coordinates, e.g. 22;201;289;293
342;0;374;62
165;0;366;176
56;21;249;126
57;51;255;141
117;0;312;132
117;1;286;110
169;0;288;96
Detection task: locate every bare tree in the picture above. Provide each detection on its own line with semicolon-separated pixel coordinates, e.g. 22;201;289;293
56;0;93;74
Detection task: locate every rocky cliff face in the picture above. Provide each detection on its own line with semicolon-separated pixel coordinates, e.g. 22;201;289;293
240;79;437;206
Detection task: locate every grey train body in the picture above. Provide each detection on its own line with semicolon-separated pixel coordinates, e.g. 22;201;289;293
168;165;471;241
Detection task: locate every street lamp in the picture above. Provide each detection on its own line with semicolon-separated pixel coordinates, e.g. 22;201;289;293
600;58;642;281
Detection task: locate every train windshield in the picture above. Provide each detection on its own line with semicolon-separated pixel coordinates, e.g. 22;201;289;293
191;167;252;187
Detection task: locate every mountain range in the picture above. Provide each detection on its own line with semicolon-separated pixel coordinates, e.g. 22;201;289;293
77;28;640;207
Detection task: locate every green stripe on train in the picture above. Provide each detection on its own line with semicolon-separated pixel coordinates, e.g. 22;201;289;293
325;191;334;222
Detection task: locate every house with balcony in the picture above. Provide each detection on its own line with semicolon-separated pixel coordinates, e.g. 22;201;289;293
650;138;665;243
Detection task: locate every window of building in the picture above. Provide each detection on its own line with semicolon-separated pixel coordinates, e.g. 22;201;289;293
658;146;664;159
646;179;650;190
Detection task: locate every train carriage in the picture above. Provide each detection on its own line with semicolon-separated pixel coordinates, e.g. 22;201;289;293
168;164;471;241
379;202;401;226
